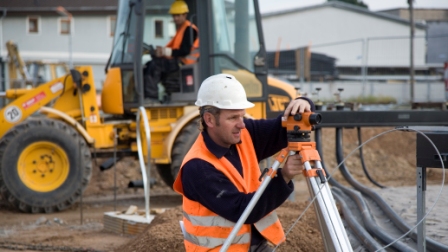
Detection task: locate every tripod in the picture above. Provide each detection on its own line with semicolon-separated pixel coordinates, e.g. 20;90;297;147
220;112;352;252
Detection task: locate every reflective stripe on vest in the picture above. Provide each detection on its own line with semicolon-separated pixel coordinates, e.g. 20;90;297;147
184;229;251;248
254;211;280;232
165;20;199;65
184;210;279;233
173;129;286;251
184;48;199;62
184;211;235;227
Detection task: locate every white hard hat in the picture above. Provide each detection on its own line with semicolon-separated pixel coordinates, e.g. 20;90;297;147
195;74;255;109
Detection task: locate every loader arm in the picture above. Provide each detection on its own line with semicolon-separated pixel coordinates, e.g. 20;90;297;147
6;40;32;84
0;73;77;138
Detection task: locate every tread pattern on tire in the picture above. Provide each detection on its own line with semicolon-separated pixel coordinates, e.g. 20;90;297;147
0;118;92;213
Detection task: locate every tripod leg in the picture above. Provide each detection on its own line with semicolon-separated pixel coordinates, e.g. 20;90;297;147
304;159;352;252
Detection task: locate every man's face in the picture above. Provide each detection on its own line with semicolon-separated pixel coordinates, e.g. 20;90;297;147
172;13;187;26
206;109;246;148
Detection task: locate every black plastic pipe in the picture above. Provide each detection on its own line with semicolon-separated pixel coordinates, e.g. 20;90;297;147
316;127;412;251
332;188;388;252
128;178;156;188
315;127;386;251
335;127;448;252
356;126;385;188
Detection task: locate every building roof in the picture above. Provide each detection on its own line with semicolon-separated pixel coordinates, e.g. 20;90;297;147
378;8;448;22
262;1;426;29
0;0;118;15
0;0;173;16
0;0;113;7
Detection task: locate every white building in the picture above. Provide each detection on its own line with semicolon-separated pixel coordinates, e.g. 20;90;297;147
261;2;427;69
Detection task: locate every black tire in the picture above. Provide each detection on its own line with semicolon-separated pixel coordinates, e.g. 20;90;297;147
156;119;199;188
0;118;92;213
155;164;173;187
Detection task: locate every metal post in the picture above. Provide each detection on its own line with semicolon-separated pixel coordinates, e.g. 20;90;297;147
300;47;305;85
365;38;370;97
417;167;427;252
113;128;117;211
408;0;415;104
136;107;152;220
361;38;366;97
444;62;448;104
56;6;73;69
0;8;6;61
0;8;7;106
69;28;73;69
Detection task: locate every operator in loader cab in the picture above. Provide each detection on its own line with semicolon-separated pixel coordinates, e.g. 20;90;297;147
143;0;199;103
173;74;315;251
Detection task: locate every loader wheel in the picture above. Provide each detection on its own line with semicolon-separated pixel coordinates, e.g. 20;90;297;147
0;118;92;213
156;119;199;187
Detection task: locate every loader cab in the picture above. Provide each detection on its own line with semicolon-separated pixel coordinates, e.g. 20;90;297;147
102;0;293;117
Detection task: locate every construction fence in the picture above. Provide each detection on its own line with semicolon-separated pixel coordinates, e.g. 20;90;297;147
267;34;448;105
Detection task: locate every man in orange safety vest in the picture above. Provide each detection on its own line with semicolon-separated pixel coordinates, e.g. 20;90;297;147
174;73;315;251
143;0;199;103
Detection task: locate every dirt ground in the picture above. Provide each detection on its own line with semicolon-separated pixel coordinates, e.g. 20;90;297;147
0;127;446;252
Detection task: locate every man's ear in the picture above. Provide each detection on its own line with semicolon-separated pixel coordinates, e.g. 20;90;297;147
203;112;215;128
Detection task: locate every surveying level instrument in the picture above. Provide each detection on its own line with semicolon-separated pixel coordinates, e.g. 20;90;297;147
220;112;352;252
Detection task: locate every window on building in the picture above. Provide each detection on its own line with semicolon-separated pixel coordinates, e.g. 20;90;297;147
168;21;176;39
110;16;116;37
60;19;71;34
28;17;39;33
155;20;163;38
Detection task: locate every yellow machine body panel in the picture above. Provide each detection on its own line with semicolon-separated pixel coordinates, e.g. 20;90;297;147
267;76;298;112
74;67;103;136
0;76;68;137
87;124;115;148
246;102;265;119
50;79;82;119
101;67;124;115
145;106;186;163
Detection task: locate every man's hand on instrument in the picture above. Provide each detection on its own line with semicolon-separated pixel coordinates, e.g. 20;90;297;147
283;98;311;118
155;46;172;57
281;153;303;184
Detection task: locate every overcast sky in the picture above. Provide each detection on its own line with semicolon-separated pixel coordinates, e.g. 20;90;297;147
258;0;448;13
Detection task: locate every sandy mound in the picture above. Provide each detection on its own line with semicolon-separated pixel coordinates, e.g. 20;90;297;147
117;201;325;252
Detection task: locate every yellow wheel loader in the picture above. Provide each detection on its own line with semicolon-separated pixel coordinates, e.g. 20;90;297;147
0;0;297;213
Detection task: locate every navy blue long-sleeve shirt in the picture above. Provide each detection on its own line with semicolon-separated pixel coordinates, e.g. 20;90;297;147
181;98;315;246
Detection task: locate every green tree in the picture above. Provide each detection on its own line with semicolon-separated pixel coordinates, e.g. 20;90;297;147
328;0;368;9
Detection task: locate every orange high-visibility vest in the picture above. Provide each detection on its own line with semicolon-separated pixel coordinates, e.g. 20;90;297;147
173;129;285;252
166;20;199;65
